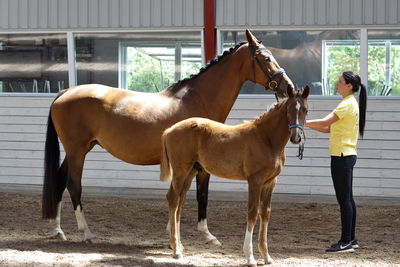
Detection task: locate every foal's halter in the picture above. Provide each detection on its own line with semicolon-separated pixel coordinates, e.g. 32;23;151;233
249;44;286;99
289;124;306;160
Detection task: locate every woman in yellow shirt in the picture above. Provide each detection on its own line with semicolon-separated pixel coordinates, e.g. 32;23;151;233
305;71;367;253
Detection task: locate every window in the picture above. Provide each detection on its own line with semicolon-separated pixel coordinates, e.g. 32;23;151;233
119;42;202;92
367;30;400;96
221;30;360;95
0;34;68;93
74;32;202;91
323;40;360;95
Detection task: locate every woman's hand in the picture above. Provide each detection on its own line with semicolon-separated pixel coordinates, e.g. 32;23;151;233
304;112;339;133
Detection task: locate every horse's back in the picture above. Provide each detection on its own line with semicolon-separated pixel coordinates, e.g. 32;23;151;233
49;84;185;164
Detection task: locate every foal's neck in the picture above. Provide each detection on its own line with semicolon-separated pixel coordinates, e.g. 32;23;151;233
255;101;290;153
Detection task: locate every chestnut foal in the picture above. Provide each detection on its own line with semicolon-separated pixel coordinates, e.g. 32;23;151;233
160;85;309;265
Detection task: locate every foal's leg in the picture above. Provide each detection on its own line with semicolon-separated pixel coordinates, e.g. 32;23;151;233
175;169;198;253
258;178;277;265
243;181;263;266
49;158;68;240
196;170;220;245
66;152;94;242
166;174;186;259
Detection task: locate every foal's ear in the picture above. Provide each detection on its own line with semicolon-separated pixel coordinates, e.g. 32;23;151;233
287;84;294;98
302;85;310;99
246;29;259;48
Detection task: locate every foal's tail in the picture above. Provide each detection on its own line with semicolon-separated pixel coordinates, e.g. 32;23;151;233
160;132;173;182
42;93;65;219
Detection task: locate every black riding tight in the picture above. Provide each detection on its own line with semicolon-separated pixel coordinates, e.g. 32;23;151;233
330;155;357;243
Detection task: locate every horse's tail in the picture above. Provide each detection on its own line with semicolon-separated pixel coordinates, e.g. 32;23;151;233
160;131;173;182
42;93;65;219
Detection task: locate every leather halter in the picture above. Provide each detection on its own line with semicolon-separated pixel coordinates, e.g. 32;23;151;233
289;124;306;160
249;44;286;92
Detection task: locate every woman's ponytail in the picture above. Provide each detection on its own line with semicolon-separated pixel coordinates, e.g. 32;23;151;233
342;71;367;138
359;83;367;138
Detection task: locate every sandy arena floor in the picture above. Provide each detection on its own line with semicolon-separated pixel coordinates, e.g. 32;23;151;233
0;191;399;267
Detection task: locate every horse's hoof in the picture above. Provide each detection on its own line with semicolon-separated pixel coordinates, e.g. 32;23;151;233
83;232;95;243
207;238;222;246
51;232;67;241
173;253;183;259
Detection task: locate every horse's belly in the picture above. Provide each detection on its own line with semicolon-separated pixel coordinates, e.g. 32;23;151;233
97;132;162;165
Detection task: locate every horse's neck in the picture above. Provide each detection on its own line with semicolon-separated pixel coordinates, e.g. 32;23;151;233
183;46;250;122
255;104;290;153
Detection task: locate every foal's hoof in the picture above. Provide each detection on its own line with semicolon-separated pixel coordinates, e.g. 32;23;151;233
84;239;93;244
207;238;222;246
51;232;67;241
264;255;275;265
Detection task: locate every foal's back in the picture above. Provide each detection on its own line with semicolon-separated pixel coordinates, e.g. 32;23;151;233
163;117;274;180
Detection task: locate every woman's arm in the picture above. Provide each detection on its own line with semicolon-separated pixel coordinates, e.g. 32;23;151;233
304;112;339;133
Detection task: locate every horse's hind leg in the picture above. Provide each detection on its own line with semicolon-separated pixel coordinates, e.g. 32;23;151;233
258;177;277;265
49;158;68;240
196;170;221;246
66;151;94;243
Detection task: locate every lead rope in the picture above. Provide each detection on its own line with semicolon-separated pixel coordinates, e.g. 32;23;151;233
297;129;306;160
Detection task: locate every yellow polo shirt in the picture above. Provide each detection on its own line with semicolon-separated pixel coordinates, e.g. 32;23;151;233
329;95;359;156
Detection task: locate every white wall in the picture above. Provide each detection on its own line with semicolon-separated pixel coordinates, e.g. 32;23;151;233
1;95;399;197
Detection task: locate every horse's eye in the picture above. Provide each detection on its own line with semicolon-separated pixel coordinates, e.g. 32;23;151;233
265;57;271;63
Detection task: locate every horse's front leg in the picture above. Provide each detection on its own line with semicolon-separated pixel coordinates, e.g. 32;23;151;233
196;170;221;245
258;178;277;265
243;181;263;267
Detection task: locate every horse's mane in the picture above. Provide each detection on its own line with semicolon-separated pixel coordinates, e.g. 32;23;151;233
165;42;248;94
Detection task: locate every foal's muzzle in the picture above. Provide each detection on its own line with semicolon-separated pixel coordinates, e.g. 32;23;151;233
289;124;306;160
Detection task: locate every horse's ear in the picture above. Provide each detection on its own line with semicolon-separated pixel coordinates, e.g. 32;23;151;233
302;85;310;98
287;84;294;98
246;29;259;48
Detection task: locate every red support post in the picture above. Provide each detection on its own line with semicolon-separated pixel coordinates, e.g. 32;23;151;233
204;0;216;64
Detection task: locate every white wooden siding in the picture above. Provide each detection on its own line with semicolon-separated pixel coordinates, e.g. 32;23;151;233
0;95;399;197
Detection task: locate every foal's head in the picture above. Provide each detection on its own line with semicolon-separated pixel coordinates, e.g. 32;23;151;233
285;85;309;144
245;29;294;98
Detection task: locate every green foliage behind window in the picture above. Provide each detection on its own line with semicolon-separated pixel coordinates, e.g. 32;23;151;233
127;49;174;92
326;41;400;96
326;45;360;95
126;47;201;93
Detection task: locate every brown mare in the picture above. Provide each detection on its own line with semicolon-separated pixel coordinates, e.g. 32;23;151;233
160;85;309;265
42;30;294;243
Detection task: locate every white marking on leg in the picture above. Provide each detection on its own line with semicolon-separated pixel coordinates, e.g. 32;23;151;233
166;219;171;234
244;229;256;265
49;202;66;240
197;219;220;245
74;205;95;242
243;226;257;266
